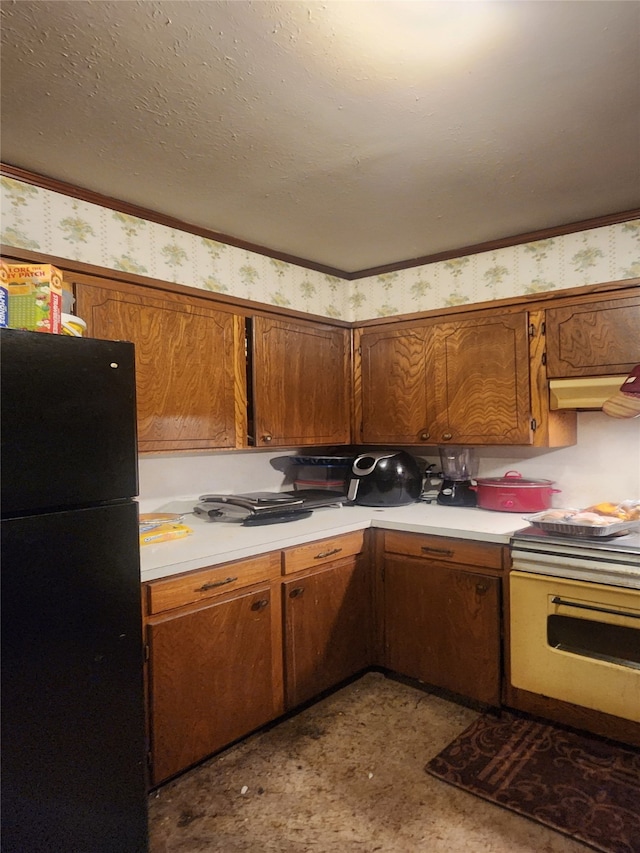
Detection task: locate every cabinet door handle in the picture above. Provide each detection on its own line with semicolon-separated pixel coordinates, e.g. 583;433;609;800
476;583;488;594
262;434;273;443
441;432;453;441
198;576;238;591
421;546;454;557
289;587;305;598
251;599;269;611
420;431;430;441
314;547;342;559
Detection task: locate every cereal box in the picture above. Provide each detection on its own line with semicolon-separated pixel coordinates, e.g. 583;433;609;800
0;261;63;333
0;279;7;328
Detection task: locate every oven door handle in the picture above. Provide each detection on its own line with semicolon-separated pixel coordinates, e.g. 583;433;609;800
551;596;640;620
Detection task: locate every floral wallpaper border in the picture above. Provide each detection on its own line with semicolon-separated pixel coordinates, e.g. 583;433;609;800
2;176;639;321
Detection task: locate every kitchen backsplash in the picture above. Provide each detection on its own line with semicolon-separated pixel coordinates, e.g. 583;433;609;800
2;176;639;322
138;412;640;513
137;450;299;514
469;412;640;507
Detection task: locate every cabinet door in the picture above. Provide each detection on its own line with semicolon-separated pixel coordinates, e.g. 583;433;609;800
384;555;501;705
358;325;432;444
251;316;351;447
545;294;640;377
429;312;532;445
283;556;373;708
147;583;283;785
357;313;532;446
74;277;247;452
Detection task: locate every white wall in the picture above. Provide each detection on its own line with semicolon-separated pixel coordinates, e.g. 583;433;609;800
137;450;301;513
137;412;640;513
472;412;640;508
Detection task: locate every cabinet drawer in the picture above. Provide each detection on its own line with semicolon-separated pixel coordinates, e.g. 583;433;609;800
145;552;280;614
282;531;365;575
384;531;504;571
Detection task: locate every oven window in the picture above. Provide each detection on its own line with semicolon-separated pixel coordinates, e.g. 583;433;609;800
547;615;640;670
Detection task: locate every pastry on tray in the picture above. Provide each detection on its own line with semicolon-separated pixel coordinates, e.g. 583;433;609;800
528;501;640;535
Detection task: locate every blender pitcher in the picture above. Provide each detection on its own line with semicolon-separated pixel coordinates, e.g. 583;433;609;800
437;446;478;507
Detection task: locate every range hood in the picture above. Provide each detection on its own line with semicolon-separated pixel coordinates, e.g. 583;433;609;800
549;376;627;410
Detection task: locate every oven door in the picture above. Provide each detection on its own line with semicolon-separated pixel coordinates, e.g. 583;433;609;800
510;570;640;722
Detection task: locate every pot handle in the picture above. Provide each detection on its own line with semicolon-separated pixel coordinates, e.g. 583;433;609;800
503;470;522;479
551;488;562;494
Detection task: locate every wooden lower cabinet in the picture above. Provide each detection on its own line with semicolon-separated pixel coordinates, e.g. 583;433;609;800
383;533;503;706
144;529;508;785
283;555;373;709
146;580;283;786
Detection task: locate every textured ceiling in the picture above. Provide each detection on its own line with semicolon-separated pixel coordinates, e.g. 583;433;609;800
1;0;639;274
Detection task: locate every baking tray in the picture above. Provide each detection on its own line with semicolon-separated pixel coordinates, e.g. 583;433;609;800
525;511;640;538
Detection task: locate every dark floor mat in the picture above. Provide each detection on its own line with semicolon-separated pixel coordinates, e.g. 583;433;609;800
425;709;640;853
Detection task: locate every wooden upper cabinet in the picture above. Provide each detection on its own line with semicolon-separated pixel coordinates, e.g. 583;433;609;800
357;325;432;444
74;276;247;452
545;293;640;378
356;311;533;446
251;316;351;447
429;312;532;445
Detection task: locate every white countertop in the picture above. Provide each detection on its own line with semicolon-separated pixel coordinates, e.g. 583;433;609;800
139;501;531;582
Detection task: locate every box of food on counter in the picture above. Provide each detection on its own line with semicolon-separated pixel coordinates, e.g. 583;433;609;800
139;513;193;546
0;261;64;333
140;522;193;546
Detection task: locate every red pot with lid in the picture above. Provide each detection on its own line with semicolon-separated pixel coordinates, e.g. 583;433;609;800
472;470;561;512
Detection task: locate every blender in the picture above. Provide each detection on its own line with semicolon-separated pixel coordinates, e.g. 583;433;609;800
437;446;478;507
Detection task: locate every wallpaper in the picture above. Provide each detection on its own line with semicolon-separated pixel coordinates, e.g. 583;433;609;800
2;176;639;321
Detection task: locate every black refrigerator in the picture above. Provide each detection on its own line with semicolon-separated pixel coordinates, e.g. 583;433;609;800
1;329;148;852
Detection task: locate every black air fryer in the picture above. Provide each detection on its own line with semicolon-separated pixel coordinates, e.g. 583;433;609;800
347;450;422;506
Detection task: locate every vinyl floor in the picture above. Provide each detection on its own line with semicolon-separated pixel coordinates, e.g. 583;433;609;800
148;671;591;852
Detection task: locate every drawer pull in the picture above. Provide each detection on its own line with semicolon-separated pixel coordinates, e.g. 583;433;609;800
289;587;305;598
198;576;238;591
420;546;454;557
250;599;269;611
315;547;342;559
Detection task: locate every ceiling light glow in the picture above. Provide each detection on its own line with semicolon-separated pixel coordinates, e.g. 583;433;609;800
315;1;508;78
